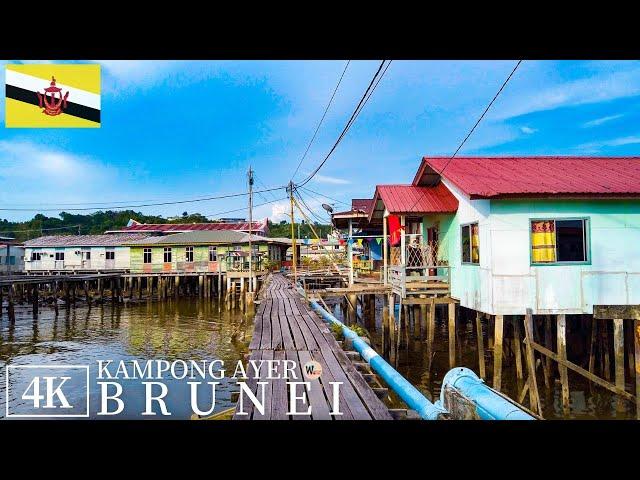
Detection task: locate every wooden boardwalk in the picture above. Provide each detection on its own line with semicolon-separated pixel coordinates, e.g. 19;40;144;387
233;274;392;420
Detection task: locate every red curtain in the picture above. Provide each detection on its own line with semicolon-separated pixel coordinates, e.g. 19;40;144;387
388;214;404;246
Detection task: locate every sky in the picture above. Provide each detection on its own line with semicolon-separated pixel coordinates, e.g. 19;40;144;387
2;59;640;223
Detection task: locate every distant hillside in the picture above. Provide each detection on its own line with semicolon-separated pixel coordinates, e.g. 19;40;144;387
0;212;333;242
267;220;332;239
0;211;211;242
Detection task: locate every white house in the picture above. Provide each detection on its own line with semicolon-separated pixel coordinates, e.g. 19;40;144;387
0;243;25;274
23;234;150;273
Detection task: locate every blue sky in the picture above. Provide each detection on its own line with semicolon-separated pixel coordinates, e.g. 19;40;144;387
2;60;640;223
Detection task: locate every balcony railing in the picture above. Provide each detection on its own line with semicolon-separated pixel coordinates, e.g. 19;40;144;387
389;264;450;298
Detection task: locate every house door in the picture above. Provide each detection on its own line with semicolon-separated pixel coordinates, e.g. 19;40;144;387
81;248;91;269
105;248;115;269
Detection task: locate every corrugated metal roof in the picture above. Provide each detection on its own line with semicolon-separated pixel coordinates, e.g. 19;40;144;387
24;233;151;247
108;219;269;234
374;184;458;214
418;157;640;198
351;198;373;213
123;231;285;246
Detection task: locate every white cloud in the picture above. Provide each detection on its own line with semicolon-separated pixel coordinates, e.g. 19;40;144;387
267;201;290;223
310;174;351;185
581;114;624;128
495;66;640;120
575;135;640;153
520;126;537;134
0;141;141;220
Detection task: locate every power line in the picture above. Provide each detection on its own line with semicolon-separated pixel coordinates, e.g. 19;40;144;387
299;186;350;207
294;190;329;224
0;186;287;212
290;60;350;181
0;224;81;235
398;60;523;218
202;197;287;219
436;60;522;177
297;60;391;188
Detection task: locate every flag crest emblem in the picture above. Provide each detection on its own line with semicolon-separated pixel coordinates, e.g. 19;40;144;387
5;64;100;128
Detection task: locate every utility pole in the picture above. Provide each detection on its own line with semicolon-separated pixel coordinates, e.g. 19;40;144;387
288;181;297;285
248;166;254;295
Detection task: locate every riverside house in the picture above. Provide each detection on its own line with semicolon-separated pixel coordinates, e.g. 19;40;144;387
23;234;150;273
370;156;640;316
124;231;289;274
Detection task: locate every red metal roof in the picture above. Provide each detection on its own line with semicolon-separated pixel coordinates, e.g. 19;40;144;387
109;219;269;234
416;157;640;199
374;184;458;215
351;198;373;213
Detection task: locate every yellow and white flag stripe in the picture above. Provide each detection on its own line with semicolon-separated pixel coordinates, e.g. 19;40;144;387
5;64;101;128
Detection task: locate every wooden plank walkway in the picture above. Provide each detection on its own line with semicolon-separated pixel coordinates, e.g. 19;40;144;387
233;273;392;420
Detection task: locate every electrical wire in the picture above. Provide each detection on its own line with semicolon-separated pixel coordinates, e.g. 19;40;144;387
436;60;522;177
290;60;350;181
202;196;288;219
0;224;81;235
401;60;523;215
299;186;351;207
0;186;287;212
297;60;391;188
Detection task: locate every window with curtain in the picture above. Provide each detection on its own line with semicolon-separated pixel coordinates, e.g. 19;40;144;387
461;222;479;264
531;219;588;264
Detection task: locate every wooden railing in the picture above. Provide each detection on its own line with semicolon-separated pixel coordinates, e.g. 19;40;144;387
389;265;450;298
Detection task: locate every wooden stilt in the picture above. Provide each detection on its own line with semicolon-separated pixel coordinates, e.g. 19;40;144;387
476;311;486;379
613;318;625;412
448;303;456;368
493;315;504;391
634;319;640;420
542;315;553;390
426;298;436;371
589;317;597;373
513;315;523;381
557;314;570;415
523;309;542;416
603;322;611;381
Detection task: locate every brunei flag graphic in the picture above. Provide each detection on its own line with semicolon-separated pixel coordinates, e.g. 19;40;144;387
5;64;100;128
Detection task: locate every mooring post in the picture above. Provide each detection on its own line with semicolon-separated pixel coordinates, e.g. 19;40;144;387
523;309;542;416
493;314;504;391
32;285;39;319
476;311;486;379
613;318;625;412
53;281;59;316
8;286;15;323
557;314;570;415
448;302;456;368
84;281;91;305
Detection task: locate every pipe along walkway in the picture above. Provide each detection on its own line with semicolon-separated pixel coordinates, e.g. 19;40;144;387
303;290;535;420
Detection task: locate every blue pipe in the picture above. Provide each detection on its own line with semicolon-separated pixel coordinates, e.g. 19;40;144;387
302;290;446;420
438;368;535;420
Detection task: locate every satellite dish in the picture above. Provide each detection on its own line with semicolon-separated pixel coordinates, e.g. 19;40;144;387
322;203;333;213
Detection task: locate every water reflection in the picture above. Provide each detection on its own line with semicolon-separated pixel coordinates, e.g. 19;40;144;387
0;299;253;419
